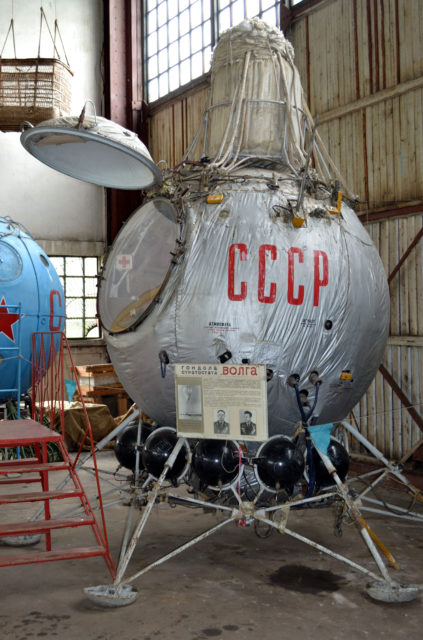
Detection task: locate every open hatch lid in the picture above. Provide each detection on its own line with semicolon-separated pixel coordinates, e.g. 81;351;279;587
20;114;162;190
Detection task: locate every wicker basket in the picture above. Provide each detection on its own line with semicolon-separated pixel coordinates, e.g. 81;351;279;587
0;57;73;131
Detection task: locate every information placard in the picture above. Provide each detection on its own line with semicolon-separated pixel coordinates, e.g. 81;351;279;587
175;364;268;441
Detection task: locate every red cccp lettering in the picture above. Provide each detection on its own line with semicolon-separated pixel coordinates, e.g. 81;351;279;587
313;250;329;306
49;290;62;331
287;247;304;305
228;243;247;301
258;244;277;303
227;244;329;306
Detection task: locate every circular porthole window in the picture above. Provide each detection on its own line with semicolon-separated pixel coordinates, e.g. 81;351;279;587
98;198;181;334
0;242;23;282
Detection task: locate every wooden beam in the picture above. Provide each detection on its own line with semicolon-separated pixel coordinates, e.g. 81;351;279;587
316;75;423;125
359;202;423;223
388;226;423;284
379;364;423;434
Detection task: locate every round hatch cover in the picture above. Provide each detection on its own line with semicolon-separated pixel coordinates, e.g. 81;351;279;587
20;115;162;190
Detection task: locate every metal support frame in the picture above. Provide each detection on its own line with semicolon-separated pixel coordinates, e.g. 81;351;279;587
83;414;423;607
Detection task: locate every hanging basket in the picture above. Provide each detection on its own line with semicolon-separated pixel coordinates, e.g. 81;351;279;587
0;56;73;130
0;9;73;131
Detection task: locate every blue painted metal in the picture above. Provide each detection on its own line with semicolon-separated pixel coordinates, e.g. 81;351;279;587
0;217;65;404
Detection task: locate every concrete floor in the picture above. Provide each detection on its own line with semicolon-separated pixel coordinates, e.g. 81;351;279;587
1;450;423;640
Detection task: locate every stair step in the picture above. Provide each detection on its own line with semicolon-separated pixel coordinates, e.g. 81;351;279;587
0;545;107;567
0;420;63;446
0;458;39;468
0;461;70;475
0;477;45;486
0;516;95;537
0;489;83;504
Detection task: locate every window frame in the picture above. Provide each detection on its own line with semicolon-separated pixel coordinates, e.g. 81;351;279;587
50;256;101;340
143;0;284;105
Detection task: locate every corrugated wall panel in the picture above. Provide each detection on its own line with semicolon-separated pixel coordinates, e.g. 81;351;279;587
351;344;422;459
350;212;423;458
148;86;208;167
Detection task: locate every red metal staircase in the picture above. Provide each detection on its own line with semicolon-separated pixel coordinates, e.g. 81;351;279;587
0;333;116;577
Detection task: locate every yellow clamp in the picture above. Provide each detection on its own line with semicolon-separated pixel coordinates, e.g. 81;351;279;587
327;191;343;216
206;194;224;204
292;216;305;228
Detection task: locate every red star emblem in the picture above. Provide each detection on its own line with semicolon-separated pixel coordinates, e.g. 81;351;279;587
0;297;20;341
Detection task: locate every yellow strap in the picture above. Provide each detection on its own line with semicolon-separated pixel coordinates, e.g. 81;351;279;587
359;516;399;569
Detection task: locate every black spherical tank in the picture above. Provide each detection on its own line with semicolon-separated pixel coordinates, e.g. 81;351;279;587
114;421;153;471
255;435;304;493
192;440;240;489
141;426;190;482
311;438;349;488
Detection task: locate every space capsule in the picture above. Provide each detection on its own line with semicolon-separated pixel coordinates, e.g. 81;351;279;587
20;19;390;437
0;217;65;404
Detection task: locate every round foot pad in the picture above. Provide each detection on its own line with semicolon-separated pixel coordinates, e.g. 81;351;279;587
367;581;420;603
84;584;138;608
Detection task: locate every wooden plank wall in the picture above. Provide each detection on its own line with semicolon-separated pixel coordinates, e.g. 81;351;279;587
351;213;423;458
290;0;423;209
148;86;209;167
289;0;423;458
147;0;423;458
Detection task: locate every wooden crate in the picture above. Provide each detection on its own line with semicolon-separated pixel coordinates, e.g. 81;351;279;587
75;364;130;417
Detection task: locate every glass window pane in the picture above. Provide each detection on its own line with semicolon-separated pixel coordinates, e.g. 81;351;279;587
245;0;260;18
84;257;98;276
204;46;212;72
180;58;190;85
85;277;97;297
262;0;276;9
169;40;179;62
157;1;167;26
232;0;245;24
85;321;100;338
169;65;180;91
190;1;202;28
158;48;168;73
191;25;202;53
67;277;83;296
203;2;211;19
180;33;190;59
147;33;158;56
147;8;157;32
66;297;83;319
159;71;169;96
179;9;190;36
148;78;159;102
168;16;179;42
148;54;158;78
191;51;203;79
158;24;168;49
219;7;231;33
66;319;83;338
203;22;211;47
65;257;83;276
168;2;178;19
50;257;64;275
262;7;277;26
85;299;97;317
